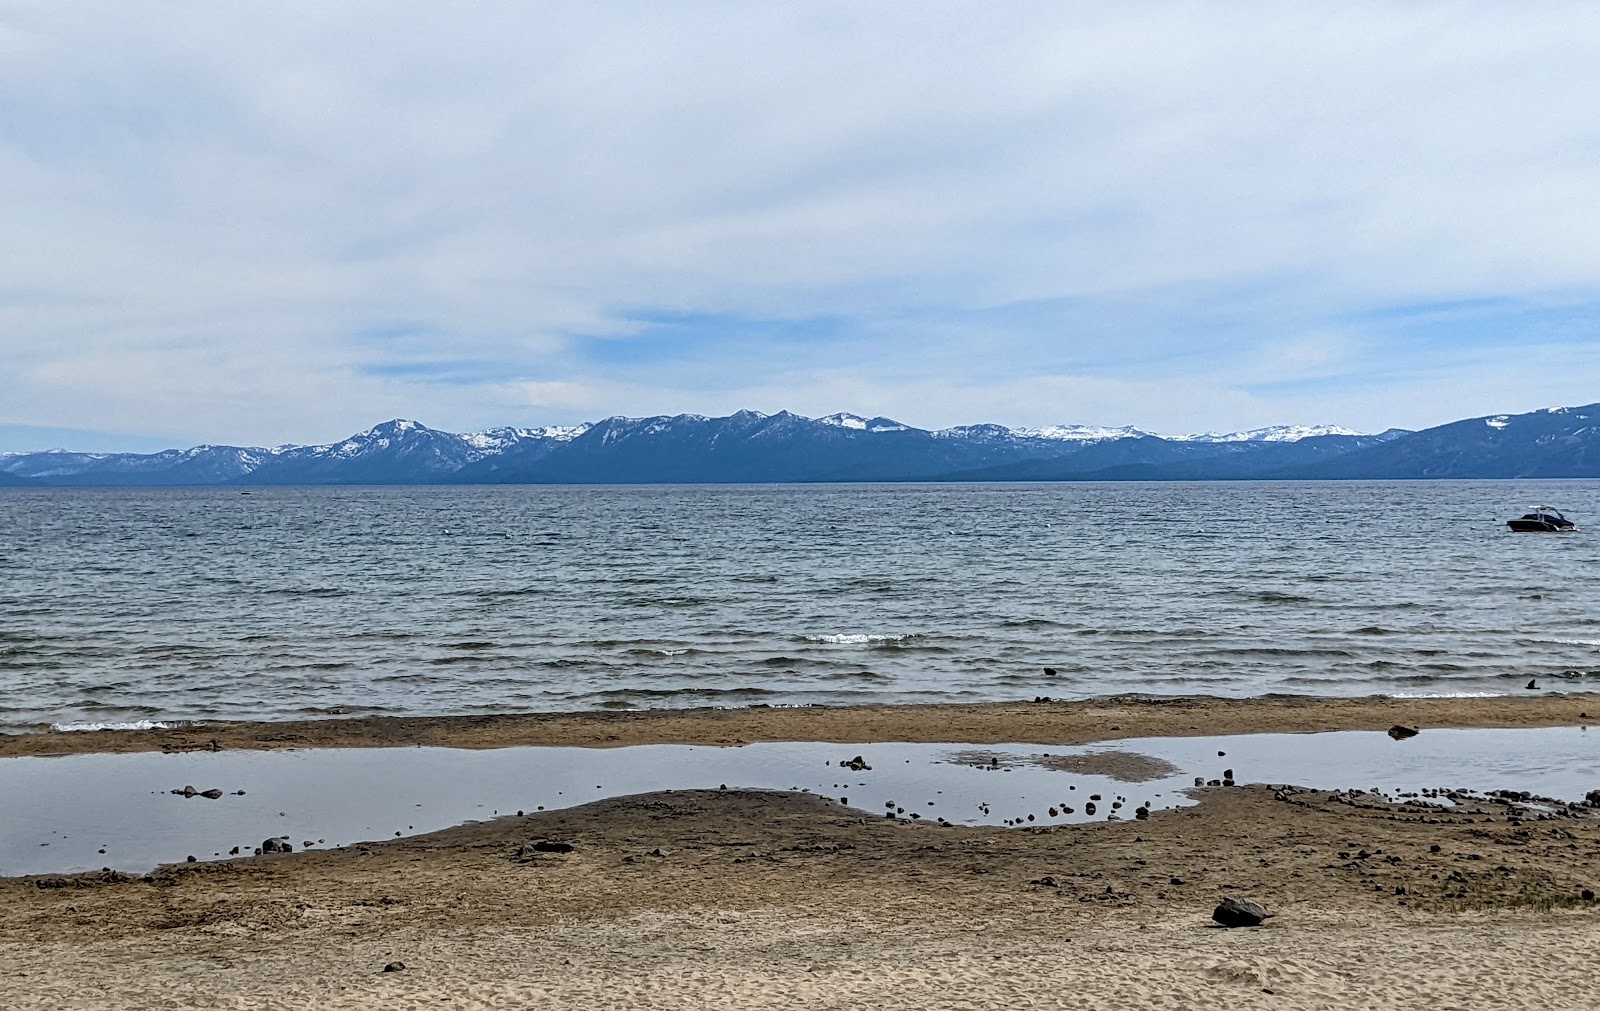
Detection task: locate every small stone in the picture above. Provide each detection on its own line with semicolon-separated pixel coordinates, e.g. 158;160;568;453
1212;897;1270;928
382;961;405;973
180;786;197;797
1582;889;1595;901
261;837;292;854
529;840;575;854
1387;725;1419;740
186;855;196;863
200;788;224;799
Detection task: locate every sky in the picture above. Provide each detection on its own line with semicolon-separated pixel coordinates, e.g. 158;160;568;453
2;3;1599;452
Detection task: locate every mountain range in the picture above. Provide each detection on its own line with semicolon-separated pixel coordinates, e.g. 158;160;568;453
1;403;1596;486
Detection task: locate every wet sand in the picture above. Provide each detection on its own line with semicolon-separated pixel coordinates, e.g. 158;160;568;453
5;694;1600;1009
7;691;1599;756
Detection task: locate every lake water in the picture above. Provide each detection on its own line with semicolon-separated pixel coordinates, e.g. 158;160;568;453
2;481;1599;731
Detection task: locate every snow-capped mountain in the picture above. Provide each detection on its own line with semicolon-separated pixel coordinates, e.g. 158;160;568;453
1010;424;1154;442
5;403;1594;485
1164;424;1364;443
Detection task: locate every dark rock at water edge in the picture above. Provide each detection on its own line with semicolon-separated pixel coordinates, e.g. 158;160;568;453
1212;897;1271;928
1387;725;1419;740
261;837;292;854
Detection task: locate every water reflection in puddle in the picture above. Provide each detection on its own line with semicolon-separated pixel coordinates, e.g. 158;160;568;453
1;726;1595;876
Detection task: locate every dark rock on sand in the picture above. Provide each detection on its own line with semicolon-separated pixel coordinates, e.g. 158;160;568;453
382;961;406;973
1212;897;1271;928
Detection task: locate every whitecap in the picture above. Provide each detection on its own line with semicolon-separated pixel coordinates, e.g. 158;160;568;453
51;719;173;733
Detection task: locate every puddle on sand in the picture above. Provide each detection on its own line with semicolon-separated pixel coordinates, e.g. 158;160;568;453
1;726;1596;877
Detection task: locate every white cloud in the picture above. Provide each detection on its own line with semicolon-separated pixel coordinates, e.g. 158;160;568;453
2;2;1599;447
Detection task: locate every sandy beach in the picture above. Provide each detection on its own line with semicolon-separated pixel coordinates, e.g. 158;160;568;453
6;694;1600;1009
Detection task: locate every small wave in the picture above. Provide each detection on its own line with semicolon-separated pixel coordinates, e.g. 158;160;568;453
51;719;174;732
803;633;919;646
1244;590;1314;604
1549;638;1600;647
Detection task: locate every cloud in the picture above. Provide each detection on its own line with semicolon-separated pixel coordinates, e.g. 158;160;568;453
2;2;1599;448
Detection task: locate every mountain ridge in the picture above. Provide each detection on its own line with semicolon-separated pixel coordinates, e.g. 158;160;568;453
0;403;1595;486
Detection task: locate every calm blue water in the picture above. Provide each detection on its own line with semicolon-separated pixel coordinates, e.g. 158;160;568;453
2;481;1598;731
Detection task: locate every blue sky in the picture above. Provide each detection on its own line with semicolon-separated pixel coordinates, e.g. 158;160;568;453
2;2;1599;452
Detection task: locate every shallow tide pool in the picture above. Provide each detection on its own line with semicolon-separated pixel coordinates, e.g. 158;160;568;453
2;726;1596;877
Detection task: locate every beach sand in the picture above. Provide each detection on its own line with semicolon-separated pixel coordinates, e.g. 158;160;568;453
5;695;1600;1009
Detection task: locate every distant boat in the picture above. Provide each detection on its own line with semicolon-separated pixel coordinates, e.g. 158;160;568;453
1507;507;1577;532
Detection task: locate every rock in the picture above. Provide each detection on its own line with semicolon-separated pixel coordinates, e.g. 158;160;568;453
261;837;292;854
1030;875;1059;887
529;840;575;854
1134;806;1150;820
1043;667;1057;676
1084;802;1097;816
1212;897;1271;928
178;786;197;797
1387;725;1419;740
840;755;872;772
382;961;405;973
649;848;668;858
200;788;224;799
1583;889;1595;901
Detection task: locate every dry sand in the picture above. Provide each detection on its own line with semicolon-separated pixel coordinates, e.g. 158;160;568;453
5;695;1600;1009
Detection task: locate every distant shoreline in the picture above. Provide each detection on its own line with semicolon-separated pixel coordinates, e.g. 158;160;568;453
5;692;1596;757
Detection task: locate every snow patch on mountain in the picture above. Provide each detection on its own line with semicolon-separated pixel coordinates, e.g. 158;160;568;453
1166;424;1366;443
1012;424;1152;442
819;413;910;432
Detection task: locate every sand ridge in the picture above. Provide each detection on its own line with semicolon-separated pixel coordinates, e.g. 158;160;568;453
5;691;1598;756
